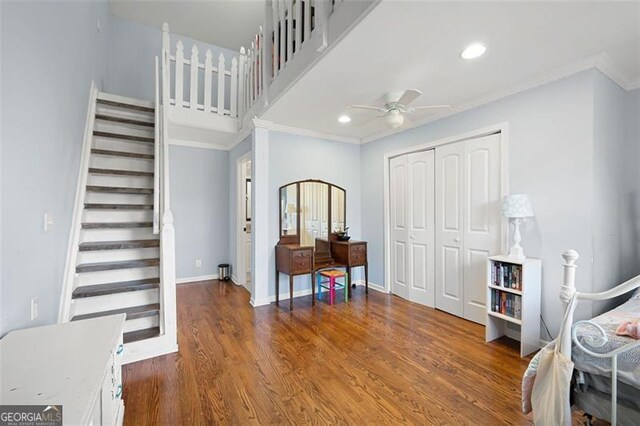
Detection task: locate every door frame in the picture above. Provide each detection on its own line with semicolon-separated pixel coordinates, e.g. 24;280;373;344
236;151;252;289
383;122;510;294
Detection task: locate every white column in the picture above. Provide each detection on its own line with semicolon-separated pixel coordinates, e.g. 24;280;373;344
250;126;271;306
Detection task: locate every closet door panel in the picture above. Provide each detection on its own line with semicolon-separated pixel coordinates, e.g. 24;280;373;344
407;151;435;306
390;156;409;300
463;134;503;324
435;144;464;316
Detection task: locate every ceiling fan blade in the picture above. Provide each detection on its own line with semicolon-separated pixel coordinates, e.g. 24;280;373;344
408;105;451;112
350;112;386;127
397;89;422;107
349;105;387;112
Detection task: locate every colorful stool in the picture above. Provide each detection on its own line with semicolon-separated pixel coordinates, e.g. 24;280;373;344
317;269;349;305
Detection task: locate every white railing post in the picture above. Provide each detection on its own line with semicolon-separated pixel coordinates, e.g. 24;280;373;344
294;0;302;54
189;45;199;110
153;56;160;235
315;0;330;52
217;53;226;115
560;250;579;356
271;0;279;77
304;0;311;44
286;0;294;60
175;40;184;108
258;26;264;97
204;49;213;113
238;47;246;119
230;57;238;117
279;0;286;65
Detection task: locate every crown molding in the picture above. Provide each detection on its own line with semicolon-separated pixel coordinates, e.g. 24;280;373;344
253;118;361;144
361;53;639;144
168;138;229;151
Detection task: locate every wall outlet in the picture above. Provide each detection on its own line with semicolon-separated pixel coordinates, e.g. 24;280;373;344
44;212;53;232
30;298;38;320
195;259;202;268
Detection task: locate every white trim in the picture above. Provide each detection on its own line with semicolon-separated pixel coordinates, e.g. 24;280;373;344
253;118;360;144
250;128;270;306
236;151;252;290
383;123;509;294
176;274;219;284
352;280;387;293
59;82;98;322
97;91;155;109
122;334;178;365
362;53;638;144
168;138;229;151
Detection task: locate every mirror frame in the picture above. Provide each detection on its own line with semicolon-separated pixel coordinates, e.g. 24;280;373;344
278;179;346;245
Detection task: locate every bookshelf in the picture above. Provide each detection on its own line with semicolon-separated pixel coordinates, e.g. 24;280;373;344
485;255;541;357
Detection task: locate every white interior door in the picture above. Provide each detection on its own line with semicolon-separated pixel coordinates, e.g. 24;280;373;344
390;151;435;307
390;156;409;300
435;134;502;324
435;143;464;317
463;134;502;323
240;160;252;289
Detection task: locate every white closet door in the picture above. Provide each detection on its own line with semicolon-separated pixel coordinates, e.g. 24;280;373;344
390;155;409;300
390;151;435;306
463;134;502;324
435;134;502;324
435;143;464;317
407;151;435;306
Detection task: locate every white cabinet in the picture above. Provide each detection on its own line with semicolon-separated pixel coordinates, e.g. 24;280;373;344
485;255;541;357
0;315;126;425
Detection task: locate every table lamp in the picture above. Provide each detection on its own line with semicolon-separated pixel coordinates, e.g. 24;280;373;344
502;194;534;260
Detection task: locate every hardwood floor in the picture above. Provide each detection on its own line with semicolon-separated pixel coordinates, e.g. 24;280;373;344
123;280;535;425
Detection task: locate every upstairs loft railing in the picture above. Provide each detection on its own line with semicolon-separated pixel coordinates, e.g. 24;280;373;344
160;0;346;126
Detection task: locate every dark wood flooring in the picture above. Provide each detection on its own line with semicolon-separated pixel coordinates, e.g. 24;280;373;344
122;280;538;425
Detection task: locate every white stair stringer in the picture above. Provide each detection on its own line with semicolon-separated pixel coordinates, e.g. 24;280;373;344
60;87;177;364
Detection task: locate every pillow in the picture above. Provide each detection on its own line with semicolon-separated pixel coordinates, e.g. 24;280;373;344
615;320;640;339
632;288;640;300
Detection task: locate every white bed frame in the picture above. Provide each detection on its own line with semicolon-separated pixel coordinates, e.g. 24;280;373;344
560;250;640;426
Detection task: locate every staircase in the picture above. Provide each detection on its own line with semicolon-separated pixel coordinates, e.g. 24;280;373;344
61;89;177;362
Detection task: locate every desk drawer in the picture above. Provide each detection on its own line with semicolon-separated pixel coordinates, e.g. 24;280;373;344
350;244;367;266
291;250;313;273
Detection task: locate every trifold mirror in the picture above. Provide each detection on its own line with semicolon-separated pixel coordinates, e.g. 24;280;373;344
279;180;346;245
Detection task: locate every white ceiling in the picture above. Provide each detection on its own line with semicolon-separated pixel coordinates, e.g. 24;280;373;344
110;0;265;51
262;1;640;142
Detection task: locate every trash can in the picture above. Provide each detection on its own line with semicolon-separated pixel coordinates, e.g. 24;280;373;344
218;263;231;281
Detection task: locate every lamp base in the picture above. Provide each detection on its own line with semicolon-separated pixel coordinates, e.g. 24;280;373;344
507;245;526;260
508;218;527;260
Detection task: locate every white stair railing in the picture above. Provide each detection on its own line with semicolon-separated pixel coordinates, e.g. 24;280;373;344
153;56;160;235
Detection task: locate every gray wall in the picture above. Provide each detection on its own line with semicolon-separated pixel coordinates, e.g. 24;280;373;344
621;88;640;282
108;16;239;103
592;71;628;314
169;145;230;280
268;131;362;297
360;70;598;336
228;135;252;281
1;0;112;334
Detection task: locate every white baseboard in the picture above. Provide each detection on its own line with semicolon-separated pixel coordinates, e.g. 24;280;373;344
122;335;178;365
353;280;387;293
176;274;219;284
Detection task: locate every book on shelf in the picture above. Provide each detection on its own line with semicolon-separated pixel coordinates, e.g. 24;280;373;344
490;288;522;320
491;261;522;291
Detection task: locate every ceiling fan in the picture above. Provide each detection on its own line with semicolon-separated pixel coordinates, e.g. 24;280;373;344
349;89;450;129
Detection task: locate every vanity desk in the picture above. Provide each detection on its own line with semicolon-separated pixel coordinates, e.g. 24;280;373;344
275;179;368;310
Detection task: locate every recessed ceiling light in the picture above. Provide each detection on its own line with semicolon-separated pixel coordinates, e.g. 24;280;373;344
338;115;351;124
460;43;486;59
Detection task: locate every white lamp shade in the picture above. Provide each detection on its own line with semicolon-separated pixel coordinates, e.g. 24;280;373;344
502;194;534;218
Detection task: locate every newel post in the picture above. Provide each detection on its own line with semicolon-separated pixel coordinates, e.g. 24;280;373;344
160;210;177;346
559;250;579;356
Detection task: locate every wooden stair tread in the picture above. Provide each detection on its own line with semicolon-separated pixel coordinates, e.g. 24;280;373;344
76;258;159;273
124;327;161;344
72;278;159;298
71;304;160;322
97;98;155;113
82;222;153;229
86;186;153;195
93;130;154;143
84;203;154;210
95;114;154;127
88;168;153;177
91;149;154;160
79;239;159;251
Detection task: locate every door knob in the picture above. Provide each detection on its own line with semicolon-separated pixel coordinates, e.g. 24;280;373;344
410;235;415;240
454;237;461;242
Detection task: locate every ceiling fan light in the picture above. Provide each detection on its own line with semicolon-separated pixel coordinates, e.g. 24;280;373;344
386;110;404;128
461;43;486;59
338;114;351;124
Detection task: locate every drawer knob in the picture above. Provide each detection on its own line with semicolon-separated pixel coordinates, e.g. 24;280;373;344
116;385;122;398
116;344;124;355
